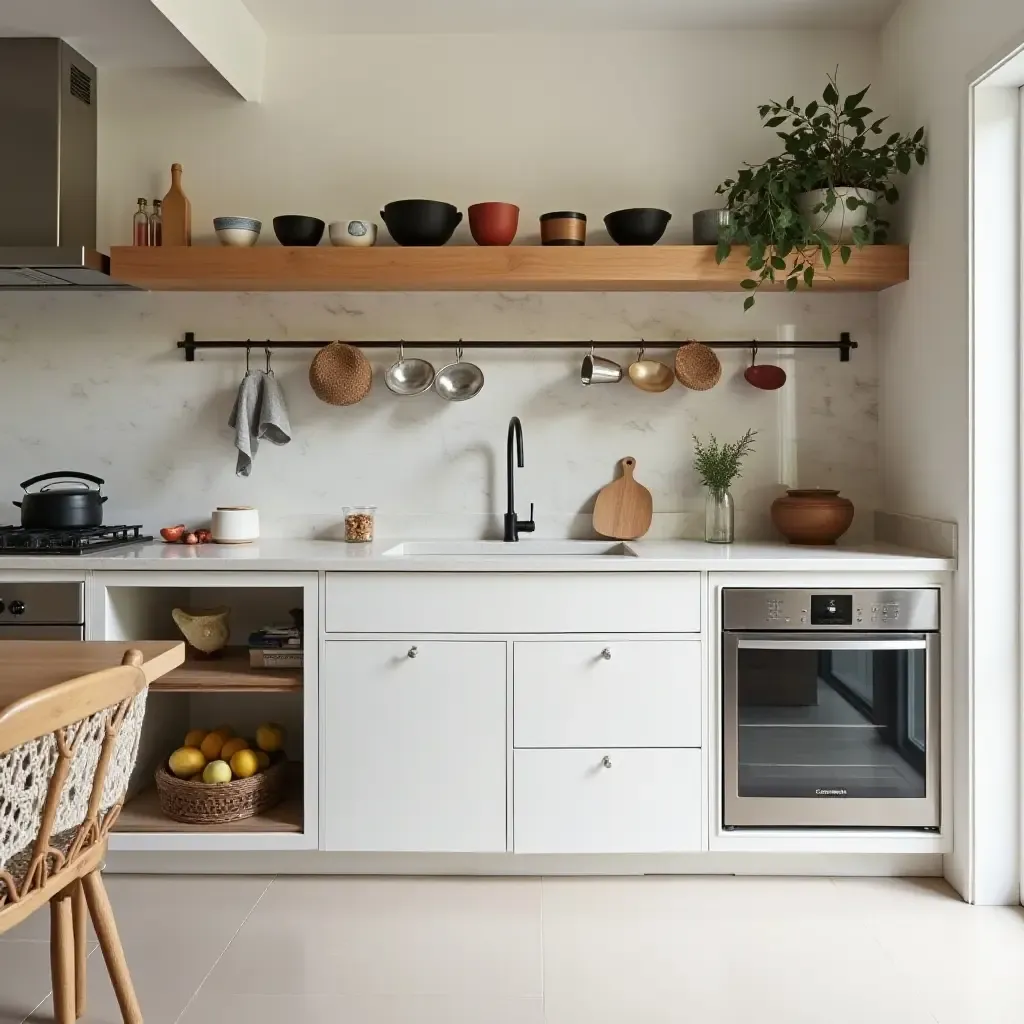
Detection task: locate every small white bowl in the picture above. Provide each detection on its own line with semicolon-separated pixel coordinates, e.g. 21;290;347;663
213;216;261;247
329;220;378;247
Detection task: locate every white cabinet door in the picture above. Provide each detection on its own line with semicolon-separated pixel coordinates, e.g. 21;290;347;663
323;640;507;852
513;748;702;853
514;640;702;748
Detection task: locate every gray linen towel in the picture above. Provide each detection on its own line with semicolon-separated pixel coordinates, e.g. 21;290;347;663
228;370;264;477
258;370;292;447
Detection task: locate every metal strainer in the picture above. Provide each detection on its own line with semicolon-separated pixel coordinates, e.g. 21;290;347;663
384;343;435;396
434;344;485;402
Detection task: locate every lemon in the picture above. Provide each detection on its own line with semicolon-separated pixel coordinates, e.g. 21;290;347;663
255;722;285;753
255;751;271;771
168;746;206;779
183;728;208;749
230;749;260;779
220;737;250;761
200;732;225;761
202;759;232;784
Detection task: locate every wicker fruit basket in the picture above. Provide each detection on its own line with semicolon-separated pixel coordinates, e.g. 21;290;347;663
154;757;288;824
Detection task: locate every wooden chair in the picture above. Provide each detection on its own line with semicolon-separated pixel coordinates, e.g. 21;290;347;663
0;649;149;1023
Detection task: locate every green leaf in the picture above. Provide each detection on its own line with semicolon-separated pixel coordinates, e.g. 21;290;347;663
843;85;870;113
840;245;852;264
914;126;925;143
786;95;795;109
758;105;771;117
896;151;911;174
765;116;787;128
805;100;819;118
821;244;833;268
916;147;927;165
823;82;839;106
885;186;899;204
715;240;731;264
748;258;765;271
740;279;758;290
743;296;755;312
852;106;873;119
886;133;901;146
803;265;815;287
846;197;862;211
771;256;787;271
786;276;799;292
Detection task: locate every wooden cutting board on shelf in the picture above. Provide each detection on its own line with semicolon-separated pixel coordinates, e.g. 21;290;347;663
592;457;653;540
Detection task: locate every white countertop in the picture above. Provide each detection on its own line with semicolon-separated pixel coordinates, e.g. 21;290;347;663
0;538;955;572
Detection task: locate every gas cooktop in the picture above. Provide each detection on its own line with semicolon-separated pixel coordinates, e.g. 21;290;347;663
0;525;152;555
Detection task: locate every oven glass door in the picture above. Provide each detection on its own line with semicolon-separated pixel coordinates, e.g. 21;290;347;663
723;633;939;828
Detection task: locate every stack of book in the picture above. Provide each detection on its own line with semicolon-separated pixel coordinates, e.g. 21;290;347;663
249;624;302;669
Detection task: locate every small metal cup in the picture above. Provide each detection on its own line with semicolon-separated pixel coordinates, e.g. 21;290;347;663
581;347;622;386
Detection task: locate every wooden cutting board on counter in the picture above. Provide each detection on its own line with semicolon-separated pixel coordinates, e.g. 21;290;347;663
593;457;653;540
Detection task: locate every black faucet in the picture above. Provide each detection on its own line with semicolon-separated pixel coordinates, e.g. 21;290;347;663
504;416;536;542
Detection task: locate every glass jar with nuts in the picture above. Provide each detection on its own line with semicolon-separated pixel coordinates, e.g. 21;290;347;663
343;506;376;543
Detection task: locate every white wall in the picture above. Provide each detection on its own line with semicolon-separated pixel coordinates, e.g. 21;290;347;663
0;30;886;539
880;0;1024;903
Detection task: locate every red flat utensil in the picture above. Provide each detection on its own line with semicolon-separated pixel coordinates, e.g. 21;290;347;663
744;346;787;390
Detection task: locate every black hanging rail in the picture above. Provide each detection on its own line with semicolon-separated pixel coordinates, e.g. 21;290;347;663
178;331;857;363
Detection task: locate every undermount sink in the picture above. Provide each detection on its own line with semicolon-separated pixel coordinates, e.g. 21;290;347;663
382;541;637;557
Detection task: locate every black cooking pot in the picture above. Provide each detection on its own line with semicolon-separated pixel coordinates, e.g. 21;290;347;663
15;471;108;529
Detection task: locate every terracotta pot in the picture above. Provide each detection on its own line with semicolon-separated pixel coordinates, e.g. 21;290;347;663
771;489;855;545
468;202;520;245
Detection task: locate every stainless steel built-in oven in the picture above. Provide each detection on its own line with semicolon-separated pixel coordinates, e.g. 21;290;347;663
722;589;940;830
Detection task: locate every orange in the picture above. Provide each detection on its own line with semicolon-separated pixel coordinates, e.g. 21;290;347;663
183;728;207;748
200;732;225;761
220;737;250;761
255;723;285;753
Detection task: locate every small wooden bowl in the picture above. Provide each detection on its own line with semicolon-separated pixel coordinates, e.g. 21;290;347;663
771;489;855;545
674;342;722;391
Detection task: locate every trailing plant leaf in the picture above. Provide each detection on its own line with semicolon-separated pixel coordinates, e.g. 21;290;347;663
715;69;928;308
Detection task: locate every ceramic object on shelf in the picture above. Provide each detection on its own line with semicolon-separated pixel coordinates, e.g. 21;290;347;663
380;200;462;246
468;202;519;245
604;208;671;245
273;215;325;246
329;220;378;247
692;208;733;245
771;489;855;545
211;505;260;543
171;606;231;657
796;188;878;243
213;217;261;247
161;163;191;246
540;211;586;246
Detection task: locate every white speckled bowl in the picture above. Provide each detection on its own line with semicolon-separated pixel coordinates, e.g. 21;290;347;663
213;216;261;247
329;220;378;247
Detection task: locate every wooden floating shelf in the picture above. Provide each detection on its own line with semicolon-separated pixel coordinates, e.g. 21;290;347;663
152;646;302;693
113;783;303;833
109;244;909;293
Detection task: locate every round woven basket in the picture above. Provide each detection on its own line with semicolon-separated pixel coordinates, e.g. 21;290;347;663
309;342;372;406
674;342;722;391
154;758;288;824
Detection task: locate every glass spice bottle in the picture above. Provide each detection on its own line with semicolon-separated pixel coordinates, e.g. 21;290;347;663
132;198;150;246
149;199;163;246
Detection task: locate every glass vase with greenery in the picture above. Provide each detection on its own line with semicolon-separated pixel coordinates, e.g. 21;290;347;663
715;71;927;309
693;429;757;543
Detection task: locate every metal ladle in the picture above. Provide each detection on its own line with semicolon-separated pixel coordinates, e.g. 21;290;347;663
627;345;674;393
384;342;435;396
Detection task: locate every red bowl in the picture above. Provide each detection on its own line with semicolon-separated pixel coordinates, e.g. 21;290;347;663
744;363;787;390
468;202;520;246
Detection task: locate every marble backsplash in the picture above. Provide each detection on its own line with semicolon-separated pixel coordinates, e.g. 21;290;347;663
0;290;879;542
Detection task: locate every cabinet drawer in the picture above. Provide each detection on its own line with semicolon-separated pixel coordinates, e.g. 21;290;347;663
514;640;701;748
325;572;700;633
513;748;701;853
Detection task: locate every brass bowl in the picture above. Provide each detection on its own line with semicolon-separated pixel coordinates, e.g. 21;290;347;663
627;347;674;393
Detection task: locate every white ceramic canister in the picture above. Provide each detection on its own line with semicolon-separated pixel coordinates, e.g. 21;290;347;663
211;506;260;544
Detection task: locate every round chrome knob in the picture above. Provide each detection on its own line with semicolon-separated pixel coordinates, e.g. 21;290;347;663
407;646;418;659
601;648;612;660
9;600;25;616
601;755;612;769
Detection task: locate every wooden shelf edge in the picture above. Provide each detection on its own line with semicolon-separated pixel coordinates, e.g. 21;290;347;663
113;780;303;834
152;646;302;693
109;244;909;293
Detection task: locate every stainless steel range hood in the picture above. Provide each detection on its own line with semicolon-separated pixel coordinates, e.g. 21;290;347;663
0;38;133;289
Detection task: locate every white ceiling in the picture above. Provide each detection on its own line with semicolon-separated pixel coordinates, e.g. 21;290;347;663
0;0;205;68
241;0;899;33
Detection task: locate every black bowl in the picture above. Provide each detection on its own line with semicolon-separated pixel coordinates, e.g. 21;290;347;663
603;208;672;246
380;200;463;246
273;215;325;246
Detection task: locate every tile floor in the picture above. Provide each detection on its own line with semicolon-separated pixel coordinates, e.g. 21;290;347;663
1;874;1023;1024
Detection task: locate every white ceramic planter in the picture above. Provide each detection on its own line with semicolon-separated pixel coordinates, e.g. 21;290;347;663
797;188;878;244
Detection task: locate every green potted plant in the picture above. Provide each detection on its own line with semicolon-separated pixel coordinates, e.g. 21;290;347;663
715;72;927;309
693;429;757;544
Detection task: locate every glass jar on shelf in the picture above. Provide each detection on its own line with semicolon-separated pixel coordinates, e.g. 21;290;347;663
132;197;150;246
149;198;163;246
343;506;376;543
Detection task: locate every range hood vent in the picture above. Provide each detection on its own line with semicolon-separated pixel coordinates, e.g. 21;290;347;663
0;39;133;290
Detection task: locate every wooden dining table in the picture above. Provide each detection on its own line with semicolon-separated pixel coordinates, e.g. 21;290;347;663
0;641;186;711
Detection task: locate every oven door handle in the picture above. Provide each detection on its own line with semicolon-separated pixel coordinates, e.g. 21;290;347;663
736;638;928;651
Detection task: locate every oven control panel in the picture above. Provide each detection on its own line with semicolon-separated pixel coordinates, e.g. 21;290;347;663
723;588;940;632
